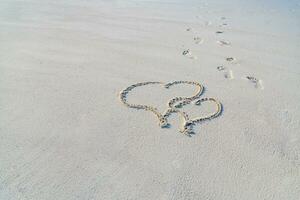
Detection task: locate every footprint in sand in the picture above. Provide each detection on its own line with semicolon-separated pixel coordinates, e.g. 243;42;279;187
217;40;231;46
194;37;204;44
226;57;240;65
217;66;225;71
226;57;235;62
245;76;264;89
217;66;234;79
224;69;234;79
182;49;197;59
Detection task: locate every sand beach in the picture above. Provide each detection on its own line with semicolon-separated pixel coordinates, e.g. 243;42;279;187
1;0;300;199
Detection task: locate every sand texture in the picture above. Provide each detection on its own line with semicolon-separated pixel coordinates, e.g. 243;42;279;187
1;0;300;199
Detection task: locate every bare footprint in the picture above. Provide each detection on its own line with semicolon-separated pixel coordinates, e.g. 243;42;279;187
226;57;235;62
226;57;241;65
217;66;225;71
217;40;231;46
194;37;204;44
245;76;264;89
224;69;234;79
182;49;197;59
217;66;234;79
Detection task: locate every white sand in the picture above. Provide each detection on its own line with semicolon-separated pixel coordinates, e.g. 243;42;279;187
1;0;300;199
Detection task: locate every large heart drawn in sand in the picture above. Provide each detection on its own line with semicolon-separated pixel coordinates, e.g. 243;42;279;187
119;81;203;125
119;81;222;136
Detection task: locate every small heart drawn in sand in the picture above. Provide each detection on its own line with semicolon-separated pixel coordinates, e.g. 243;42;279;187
173;98;222;135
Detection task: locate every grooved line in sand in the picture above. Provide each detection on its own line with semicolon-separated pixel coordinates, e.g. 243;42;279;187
119;81;222;136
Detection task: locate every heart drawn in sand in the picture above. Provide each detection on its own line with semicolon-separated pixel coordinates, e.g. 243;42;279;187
174;97;222;135
119;81;222;136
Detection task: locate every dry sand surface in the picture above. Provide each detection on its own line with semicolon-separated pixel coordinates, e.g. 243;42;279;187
1;0;300;199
